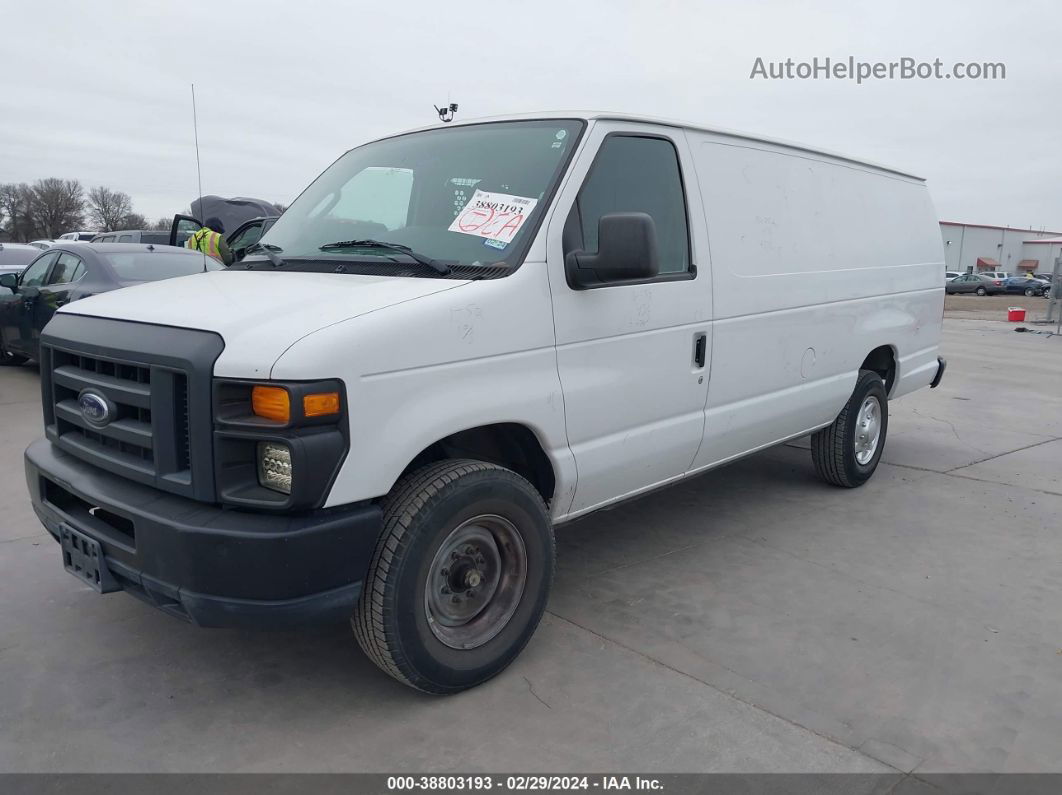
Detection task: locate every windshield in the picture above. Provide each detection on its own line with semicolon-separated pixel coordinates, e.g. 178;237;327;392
258;119;584;272
103;250;222;281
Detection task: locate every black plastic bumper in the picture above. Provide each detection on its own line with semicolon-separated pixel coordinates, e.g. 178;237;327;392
25;438;382;628
930;356;947;388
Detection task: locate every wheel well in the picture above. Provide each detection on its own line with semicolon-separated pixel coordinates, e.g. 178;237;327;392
402;423;556;506
860;345;896;394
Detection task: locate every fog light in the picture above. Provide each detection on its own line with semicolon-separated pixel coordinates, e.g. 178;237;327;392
257;441;292;494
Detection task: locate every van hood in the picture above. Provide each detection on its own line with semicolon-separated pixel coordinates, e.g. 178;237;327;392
60;270;470;377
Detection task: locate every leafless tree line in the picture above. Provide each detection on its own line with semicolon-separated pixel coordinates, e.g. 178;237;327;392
0;179;170;243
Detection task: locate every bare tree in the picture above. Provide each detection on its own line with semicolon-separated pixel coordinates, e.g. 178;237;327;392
28;178;85;239
86;186;133;232
151;217;172;231
121;212;147;229
0;183;36;241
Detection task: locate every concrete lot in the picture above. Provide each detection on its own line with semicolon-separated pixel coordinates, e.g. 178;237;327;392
944;292;1055;322
1;318;1060;776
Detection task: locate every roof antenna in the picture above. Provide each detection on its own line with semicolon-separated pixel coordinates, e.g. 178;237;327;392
191;83;207;271
434;102;459;123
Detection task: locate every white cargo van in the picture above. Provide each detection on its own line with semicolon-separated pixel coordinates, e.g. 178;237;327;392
25;112;946;693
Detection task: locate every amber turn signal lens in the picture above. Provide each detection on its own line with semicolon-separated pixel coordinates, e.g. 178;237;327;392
303;391;341;417
251;385;290;422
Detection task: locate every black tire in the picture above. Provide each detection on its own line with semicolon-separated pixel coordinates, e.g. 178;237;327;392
975;286;987;296
1025;287;1036;297
353;459;555;694
811;369;889;488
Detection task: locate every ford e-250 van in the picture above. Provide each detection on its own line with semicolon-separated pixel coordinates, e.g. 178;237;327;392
24;112;946;693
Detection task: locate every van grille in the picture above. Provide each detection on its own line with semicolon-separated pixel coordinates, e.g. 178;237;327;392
39;315;224;503
48;349;191;487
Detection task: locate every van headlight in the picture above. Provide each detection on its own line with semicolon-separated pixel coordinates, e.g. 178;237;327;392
213;378;348;510
257;441;293;494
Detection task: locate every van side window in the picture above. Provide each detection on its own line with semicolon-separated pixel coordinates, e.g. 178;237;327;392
570;135;690;275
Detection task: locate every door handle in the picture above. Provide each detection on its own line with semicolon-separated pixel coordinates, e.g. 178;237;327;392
693;333;707;368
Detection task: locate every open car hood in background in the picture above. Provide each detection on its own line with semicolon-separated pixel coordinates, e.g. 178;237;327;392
190;196;283;233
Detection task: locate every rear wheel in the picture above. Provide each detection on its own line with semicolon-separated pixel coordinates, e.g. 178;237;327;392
1025;287;1036;297
353;459;554;694
975;286;987;296
811;370;888;488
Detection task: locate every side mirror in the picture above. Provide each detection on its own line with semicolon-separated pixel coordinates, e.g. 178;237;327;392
0;273;18;292
566;212;660;288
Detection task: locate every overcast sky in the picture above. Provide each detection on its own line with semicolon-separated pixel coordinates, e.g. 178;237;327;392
3;0;1060;230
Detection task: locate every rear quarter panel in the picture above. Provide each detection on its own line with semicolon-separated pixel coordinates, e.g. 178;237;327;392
688;132;944;469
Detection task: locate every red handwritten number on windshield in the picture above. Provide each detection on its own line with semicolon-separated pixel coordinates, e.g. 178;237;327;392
458;206;495;233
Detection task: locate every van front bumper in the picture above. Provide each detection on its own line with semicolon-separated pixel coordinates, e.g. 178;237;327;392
24;438;382;628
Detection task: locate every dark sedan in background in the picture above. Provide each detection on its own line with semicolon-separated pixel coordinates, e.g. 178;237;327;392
945;273;1005;295
1001;276;1049;297
0;243;220;365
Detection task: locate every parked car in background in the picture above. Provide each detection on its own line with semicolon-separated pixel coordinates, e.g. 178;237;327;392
58;231;98;241
979;271;1010;280
0;243;42;280
1002;276;1048;297
29;240;56;250
0;244;219;365
91;230;172;245
946;273;1004;295
945;271;962;280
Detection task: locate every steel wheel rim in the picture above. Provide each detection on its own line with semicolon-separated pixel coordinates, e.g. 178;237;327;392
424;514;527;650
854;395;882;465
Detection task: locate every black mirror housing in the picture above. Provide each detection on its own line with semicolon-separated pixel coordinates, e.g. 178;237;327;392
0;272;18;291
566;212;660;288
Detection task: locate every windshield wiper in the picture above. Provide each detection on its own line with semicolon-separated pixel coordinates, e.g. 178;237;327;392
246;242;286;268
319;239;452;275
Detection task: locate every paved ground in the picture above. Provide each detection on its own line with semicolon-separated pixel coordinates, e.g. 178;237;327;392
944;292;1055;322
1;317;1060;777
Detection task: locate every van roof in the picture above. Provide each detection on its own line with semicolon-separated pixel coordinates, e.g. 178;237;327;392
391;111;924;181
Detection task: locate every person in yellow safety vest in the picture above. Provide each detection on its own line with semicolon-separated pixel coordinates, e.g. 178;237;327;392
1025;271;1034;279
186;216;234;265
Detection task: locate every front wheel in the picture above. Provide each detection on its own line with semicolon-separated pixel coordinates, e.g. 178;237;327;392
1025;287;1036;297
353;459;555;694
811;370;889;488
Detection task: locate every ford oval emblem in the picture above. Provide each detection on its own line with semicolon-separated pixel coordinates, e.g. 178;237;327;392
77;390;114;427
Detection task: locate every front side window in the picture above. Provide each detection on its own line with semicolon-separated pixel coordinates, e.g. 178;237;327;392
260;120;584;273
47;252;84;285
569;135;690;275
20;252;58;287
228;222;265;251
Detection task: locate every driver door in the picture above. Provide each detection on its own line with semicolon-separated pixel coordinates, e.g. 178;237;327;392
545;123;712;516
169;214;202;248
2;252;57;356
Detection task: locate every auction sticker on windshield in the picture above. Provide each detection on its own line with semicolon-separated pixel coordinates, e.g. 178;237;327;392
448;190;539;248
